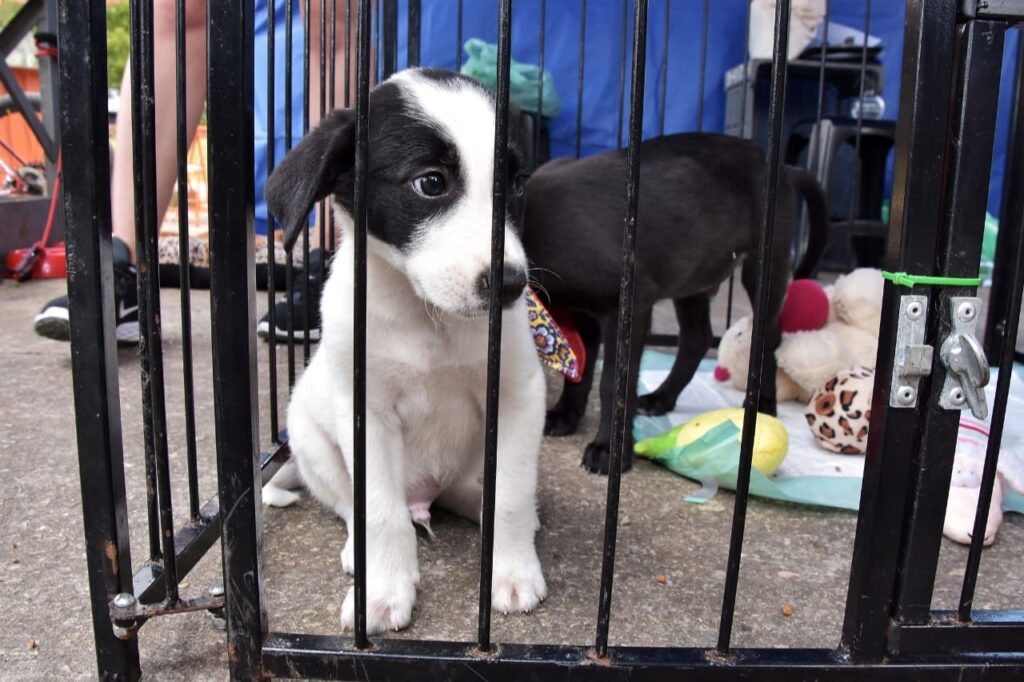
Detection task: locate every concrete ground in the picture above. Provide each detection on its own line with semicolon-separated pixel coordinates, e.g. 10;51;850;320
1;277;1022;681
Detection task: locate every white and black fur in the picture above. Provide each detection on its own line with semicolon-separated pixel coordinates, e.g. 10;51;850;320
263;68;547;634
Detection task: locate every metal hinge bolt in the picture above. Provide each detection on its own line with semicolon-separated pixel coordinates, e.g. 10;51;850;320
111;593;138;640
208;585;227;631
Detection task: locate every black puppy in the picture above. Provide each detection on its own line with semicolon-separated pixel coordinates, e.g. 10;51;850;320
522;133;827;474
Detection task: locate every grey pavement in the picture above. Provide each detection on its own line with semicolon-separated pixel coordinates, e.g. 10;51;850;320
1;277;1021;681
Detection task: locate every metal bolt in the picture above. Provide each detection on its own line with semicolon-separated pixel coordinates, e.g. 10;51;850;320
209;611;227;631
112;625;132;640
906;302;924;320
949;388;966;407
113;593;136;609
958;301;976;322
896;385;917;406
208;584;225;599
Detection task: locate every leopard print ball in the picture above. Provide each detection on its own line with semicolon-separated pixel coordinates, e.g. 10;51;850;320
804;367;874;455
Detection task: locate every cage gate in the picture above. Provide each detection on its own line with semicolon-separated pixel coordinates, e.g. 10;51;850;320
59;0;1024;679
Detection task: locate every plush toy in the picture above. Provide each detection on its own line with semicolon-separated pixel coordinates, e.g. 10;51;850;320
826;267;885;334
780;277;831;333
635;407;789;476
804;367;874;454
943;416;1024;546
800;369;1023;547
716;269;883;403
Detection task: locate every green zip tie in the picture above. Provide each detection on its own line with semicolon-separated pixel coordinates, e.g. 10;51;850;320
882;271;983;288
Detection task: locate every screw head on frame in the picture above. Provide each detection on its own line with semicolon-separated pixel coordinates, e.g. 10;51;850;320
896;385;917;405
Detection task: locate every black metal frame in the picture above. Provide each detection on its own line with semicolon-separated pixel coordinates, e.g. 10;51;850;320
58;0;1024;679
1;0;59;174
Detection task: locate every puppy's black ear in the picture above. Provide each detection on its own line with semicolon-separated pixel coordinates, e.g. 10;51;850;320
265;108;355;251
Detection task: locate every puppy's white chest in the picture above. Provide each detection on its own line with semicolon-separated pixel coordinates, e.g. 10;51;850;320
394;366;484;484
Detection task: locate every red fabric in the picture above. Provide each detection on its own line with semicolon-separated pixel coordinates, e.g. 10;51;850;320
548;305;587;384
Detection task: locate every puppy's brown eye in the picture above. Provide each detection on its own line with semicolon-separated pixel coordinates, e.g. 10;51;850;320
413;172;447;197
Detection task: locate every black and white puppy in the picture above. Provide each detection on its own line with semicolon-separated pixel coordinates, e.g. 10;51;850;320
523;133;827;474
263;68;547;634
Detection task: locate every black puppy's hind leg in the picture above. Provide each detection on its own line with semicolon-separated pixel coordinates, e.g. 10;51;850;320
636;295;713;416
740;259;784;416
582;306;651;475
545;312;601;436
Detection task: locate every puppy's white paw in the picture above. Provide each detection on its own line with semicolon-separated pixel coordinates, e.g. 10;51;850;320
491;554;547;614
341;536;354;575
340;574;417;634
262;483;301;508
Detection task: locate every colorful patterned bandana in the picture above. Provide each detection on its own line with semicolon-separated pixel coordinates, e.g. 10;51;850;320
524;287;584;383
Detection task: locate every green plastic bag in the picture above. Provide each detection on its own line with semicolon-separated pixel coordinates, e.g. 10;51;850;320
636;419;864;511
460;38;562;119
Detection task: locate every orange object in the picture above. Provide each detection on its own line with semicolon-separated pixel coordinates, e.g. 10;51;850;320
0;67;44;171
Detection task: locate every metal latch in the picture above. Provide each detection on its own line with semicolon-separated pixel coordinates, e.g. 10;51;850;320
889;295;991;419
890;296;932;408
938;297;990;419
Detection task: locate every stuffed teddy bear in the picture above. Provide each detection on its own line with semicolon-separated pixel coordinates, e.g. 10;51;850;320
716;268;883;403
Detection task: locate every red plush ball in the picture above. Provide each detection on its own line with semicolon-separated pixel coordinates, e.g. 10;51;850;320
714;365;731;382
779;279;829;334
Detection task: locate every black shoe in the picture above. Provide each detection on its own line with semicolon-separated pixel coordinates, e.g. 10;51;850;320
34;237;140;344
257;248;326;342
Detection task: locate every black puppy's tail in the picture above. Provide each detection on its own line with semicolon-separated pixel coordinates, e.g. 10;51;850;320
786;166;829;278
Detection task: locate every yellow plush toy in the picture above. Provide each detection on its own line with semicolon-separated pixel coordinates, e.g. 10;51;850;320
636;407;789;476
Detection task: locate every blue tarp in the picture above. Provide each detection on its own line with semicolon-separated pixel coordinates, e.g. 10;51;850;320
252;0;1020;236
254;0;306;235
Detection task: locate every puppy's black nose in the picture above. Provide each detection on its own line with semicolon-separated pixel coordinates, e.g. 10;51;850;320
478;266;528;307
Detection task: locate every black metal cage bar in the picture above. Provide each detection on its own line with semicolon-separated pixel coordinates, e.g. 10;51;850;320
986;38;1024;365
960;146;1024;620
350;0;373;649
534;0;546;166
574;0;587;158
60;1;141;676
717;0;791;654
961;40;1024;621
59;0;1024;679
477;0;514;652
594;0;649;657
302;0;312;365
657;0;669;136
841;0;961;660
174;0;202;519
890;18;1005;627
131;0;180;604
266;0;281;443
208;0;265;675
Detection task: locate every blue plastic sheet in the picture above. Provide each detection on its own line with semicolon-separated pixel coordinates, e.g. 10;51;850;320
251;0;1020;236
254;0;306;236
